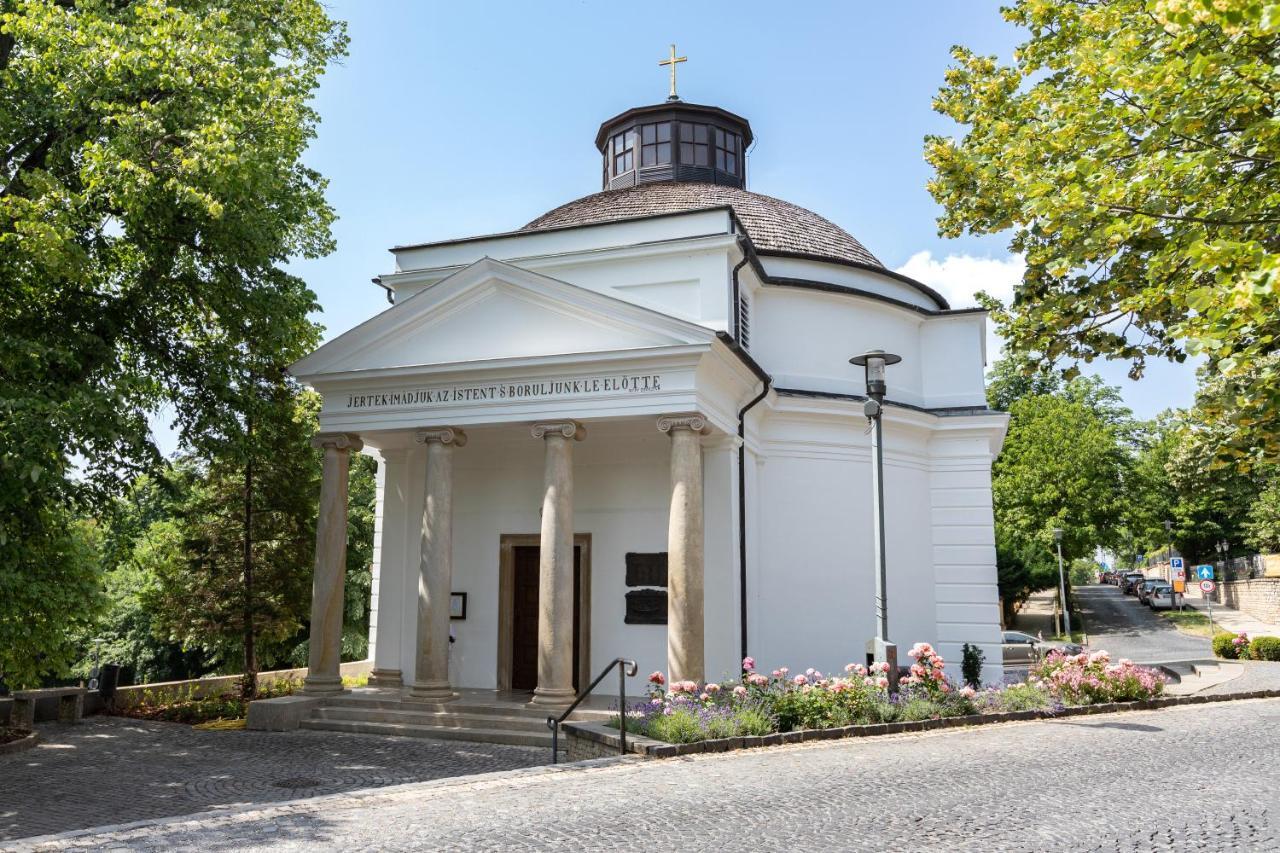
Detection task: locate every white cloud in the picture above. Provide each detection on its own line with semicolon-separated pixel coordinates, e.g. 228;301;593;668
894;250;1025;310
894;251;1025;360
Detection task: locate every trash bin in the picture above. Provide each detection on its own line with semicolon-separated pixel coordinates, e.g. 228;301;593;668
98;664;120;704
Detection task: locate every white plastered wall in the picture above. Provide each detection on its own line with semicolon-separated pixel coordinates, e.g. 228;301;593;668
750;405;938;676
368;419;734;690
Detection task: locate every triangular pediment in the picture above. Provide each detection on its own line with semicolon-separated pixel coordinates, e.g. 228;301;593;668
291;258;717;379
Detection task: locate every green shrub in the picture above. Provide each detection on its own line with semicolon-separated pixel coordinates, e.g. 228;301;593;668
1212;632;1241;659
961;643;985;688
646;708;703;744
898;697;942;722
1250;636;1280;661
998;683;1053;712
732;707;775;736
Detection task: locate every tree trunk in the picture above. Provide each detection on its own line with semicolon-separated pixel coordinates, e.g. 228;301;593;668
241;417;257;700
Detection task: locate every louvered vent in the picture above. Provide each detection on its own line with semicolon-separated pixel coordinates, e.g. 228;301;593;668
737;290;751;350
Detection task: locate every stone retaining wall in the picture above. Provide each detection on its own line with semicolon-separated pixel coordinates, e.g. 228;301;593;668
1;660;371;725
1204;578;1280;625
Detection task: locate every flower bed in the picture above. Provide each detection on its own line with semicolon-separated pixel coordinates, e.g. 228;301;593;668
117;677;301;726
617;646;1166;745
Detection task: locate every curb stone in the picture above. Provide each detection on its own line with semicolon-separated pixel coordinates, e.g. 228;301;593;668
0;730;39;757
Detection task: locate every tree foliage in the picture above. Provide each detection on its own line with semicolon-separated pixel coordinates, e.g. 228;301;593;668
992;386;1131;562
0;0;346;686
927;0;1280;465
146;390;321;695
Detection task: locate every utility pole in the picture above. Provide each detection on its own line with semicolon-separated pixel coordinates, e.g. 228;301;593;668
1053;528;1071;638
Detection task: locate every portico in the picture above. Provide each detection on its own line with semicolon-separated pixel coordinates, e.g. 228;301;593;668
292;258;758;707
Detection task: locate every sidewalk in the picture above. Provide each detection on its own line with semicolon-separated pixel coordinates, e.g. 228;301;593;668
1181;592;1280;637
1011;588;1060;637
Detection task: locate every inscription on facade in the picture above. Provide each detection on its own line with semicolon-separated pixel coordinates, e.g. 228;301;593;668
345;373;664;410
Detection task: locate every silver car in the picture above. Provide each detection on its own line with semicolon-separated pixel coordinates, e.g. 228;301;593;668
1148;584;1180;610
1002;630;1084;666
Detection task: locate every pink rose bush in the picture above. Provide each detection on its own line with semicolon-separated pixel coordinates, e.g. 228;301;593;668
622;644;1168;745
1030;650;1165;704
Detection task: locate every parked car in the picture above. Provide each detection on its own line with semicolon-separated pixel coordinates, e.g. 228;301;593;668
1148;583;1180;610
1137;578;1163;603
1122;572;1147;595
1002;630;1084;666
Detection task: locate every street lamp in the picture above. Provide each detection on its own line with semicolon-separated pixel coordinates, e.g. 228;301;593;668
1053;527;1072;638
1163;519;1181;610
850;348;902;692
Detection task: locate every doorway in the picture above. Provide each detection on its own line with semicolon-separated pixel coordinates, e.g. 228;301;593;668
498;534;591;694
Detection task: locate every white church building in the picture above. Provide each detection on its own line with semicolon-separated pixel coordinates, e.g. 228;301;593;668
287;95;1009;714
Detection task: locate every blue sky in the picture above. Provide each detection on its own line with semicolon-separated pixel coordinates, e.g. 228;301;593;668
282;0;1197;421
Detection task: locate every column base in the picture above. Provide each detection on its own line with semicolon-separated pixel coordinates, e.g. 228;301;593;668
367;668;403;688
404;680;456;703
529;686;576;709
301;674;346;696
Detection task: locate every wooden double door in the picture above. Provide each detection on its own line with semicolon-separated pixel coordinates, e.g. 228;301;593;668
506;540;587;693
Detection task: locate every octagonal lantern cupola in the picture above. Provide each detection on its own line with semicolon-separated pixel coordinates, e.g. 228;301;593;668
596;101;753;191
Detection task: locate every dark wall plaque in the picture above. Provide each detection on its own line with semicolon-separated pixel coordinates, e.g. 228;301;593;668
624;589;668;624
625;552;668;587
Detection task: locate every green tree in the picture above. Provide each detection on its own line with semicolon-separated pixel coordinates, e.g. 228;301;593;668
986;353;1062;412
0;0;346;685
927;0;1280;465
993;392;1131;563
1244;478;1280;554
70;469;210;685
148;385;321;696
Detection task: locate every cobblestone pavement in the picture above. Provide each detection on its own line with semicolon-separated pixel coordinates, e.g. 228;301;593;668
0;716;547;843
16;698;1280;852
1076;584;1213;661
1204;660;1280;695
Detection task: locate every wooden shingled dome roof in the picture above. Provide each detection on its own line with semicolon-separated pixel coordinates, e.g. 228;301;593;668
521;182;883;269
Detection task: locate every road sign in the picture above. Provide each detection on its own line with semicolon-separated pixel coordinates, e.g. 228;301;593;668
1171;557;1184;570
1201;579;1216;593
1196;564;1214;580
1174;567;1186;581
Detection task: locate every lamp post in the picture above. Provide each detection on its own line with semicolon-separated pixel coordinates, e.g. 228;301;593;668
1163;519;1180;610
1053;527;1071;638
850;348;902;693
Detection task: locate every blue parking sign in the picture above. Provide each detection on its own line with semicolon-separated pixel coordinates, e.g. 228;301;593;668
1171;557;1184;570
1196;564;1214;580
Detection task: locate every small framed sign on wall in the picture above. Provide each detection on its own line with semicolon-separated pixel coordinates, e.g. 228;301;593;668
450;592;468;620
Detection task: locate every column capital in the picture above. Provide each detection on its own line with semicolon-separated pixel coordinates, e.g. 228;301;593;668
531;420;586;441
416;427;467;447
657;414;710;436
311;432;363;452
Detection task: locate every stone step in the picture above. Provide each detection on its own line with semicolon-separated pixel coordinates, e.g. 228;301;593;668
299;717;558;748
308;706;553;732
323;692;616;722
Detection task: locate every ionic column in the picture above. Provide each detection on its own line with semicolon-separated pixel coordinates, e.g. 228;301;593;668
530;421;585;708
406;427;466;702
367;448;406;688
659;414;709;685
303;432;363;695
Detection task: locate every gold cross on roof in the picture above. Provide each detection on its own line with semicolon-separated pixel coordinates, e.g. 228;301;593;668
658;43;687;102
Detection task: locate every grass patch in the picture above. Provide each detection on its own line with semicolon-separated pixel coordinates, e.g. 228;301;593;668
193;718;247;731
1159;609;1214;637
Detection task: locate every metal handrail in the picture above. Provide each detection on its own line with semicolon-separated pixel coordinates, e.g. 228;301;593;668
546;657;637;763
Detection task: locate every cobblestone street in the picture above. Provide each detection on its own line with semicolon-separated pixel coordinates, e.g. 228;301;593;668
0;717;547;843
13;697;1280;852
